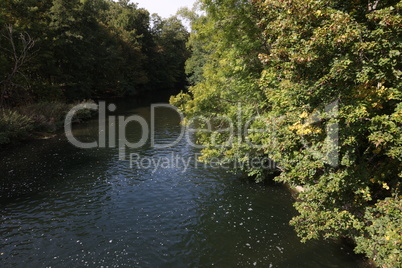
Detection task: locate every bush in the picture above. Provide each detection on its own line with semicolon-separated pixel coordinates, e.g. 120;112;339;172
355;198;402;268
0;100;96;145
0;110;35;144
16;100;96;131
72;100;97;121
17;101;70;124
172;0;402;266
31;83;64;102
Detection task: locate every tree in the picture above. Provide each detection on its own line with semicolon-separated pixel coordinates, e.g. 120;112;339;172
254;3;402;265
171;0;267;179
171;0;402;266
151;15;189;91
0;25;35;107
0;0;190;103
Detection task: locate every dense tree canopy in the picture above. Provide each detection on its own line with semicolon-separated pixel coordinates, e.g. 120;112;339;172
172;0;402;266
0;0;189;107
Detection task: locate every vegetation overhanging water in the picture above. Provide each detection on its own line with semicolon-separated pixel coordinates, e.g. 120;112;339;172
0;100;367;267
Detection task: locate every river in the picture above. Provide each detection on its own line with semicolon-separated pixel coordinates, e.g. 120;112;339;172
0;99;368;267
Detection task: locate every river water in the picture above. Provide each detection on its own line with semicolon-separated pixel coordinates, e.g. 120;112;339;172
0;100;368;267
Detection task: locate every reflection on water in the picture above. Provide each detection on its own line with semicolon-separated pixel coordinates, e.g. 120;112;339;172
0;100;367;267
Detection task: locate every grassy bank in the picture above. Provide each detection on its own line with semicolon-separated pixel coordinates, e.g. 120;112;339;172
0;101;96;145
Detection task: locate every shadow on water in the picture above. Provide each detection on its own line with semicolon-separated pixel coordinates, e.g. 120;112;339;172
0;95;165;201
0;99;370;267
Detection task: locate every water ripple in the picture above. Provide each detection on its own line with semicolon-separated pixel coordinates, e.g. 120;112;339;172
0;104;367;267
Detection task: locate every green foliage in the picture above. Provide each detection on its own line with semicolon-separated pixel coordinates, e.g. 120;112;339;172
0;100;96;144
0;0;190;106
0;110;34;144
355;198;402;267
0;24;36;107
173;0;402;266
149;15;190;90
171;0;268;180
16;100;96;131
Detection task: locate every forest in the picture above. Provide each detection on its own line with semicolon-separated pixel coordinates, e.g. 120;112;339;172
171;0;402;267
0;0;401;267
0;0;189;144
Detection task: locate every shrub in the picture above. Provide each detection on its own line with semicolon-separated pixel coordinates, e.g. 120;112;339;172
71;100;97;121
0;110;34;144
0;100;96;144
355;198;402;268
16;100;96;131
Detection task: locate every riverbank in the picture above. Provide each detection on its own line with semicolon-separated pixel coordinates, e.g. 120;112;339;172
0;100;96;146
0;101;368;267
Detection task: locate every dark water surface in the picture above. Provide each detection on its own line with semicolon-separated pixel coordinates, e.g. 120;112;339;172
0;100;367;267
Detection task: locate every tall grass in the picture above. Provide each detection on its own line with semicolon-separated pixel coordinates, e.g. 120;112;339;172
0;100;95;145
0;110;34;144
